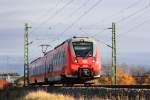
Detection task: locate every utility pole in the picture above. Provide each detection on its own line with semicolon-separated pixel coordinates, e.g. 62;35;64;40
112;23;117;85
24;23;31;86
108;23;117;85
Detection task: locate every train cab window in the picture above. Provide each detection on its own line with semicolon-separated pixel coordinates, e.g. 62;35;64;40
72;42;93;57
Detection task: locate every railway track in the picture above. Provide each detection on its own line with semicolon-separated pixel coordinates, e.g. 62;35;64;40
71;84;150;89
28;84;150;89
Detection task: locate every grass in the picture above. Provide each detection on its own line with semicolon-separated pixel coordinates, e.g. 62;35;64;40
23;90;74;100
22;90;108;100
0;88;105;100
0;87;148;100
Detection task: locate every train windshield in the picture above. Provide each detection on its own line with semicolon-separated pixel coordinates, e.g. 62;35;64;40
72;42;93;57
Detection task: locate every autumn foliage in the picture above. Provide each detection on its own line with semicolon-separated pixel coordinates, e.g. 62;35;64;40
98;68;136;85
116;68;136;85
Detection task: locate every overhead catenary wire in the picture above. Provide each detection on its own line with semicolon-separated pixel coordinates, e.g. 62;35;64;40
114;1;150;38
48;0;103;44
117;18;150;38
30;0;75;34
123;0;142;10
33;0;103;46
30;0;150;52
31;0;63;25
68;0;91;18
98;0;143;25
116;3;150;24
89;1;150;40
29;0;75;46
61;0;103;34
106;1;150;41
29;0;63;44
118;7;150;29
77;0;145;40
31;0;144;43
50;0;91;33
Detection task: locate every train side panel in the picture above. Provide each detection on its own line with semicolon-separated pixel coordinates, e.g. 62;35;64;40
45;42;69;82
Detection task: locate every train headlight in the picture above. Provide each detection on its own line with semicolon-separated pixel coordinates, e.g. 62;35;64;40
74;57;78;63
92;57;96;63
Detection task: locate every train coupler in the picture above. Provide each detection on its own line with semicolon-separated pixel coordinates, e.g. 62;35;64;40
78;68;93;78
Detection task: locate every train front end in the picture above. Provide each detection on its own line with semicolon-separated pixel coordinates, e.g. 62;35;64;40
68;37;101;79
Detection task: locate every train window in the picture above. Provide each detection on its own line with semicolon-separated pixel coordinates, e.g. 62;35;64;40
54;54;56;67
41;65;43;73
39;66;41;74
42;66;44;73
60;53;62;64
30;68;32;75
38;66;40;74
58;53;61;65
58;53;60;65
34;68;36;75
48;64;50;73
54;59;56;67
37;67;38;75
56;54;58;66
31;67;33;75
62;51;65;64
40;65;42;73
36;67;39;74
72;42;93;57
41;65;42;73
32;68;34;75
34;68;35;75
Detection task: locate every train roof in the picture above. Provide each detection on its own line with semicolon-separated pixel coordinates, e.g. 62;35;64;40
70;36;96;42
30;36;96;64
30;57;41;64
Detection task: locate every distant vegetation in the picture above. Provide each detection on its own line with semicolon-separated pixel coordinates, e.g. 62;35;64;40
98;68;136;85
101;63;150;85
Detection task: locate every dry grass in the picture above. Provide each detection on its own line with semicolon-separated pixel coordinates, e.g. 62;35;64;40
98;76;112;85
23;90;74;100
98;68;136;85
117;68;136;85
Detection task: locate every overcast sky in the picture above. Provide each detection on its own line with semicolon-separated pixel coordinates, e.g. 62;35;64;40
0;0;150;74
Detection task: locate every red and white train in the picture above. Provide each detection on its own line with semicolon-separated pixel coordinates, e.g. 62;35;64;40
29;37;101;84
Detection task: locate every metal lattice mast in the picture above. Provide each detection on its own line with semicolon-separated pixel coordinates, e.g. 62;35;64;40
24;23;30;86
112;23;117;85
